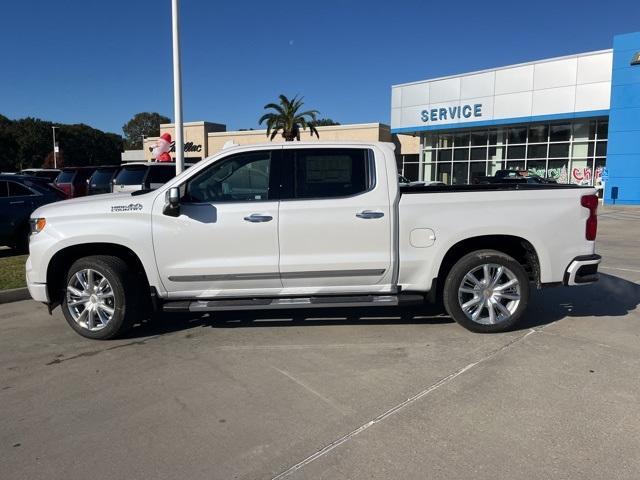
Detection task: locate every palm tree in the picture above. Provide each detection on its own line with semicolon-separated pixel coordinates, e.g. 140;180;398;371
259;95;320;141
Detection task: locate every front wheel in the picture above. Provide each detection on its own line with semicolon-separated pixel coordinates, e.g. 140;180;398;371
442;250;529;333
61;255;142;340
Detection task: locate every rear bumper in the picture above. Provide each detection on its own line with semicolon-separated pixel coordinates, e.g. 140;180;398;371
563;254;601;286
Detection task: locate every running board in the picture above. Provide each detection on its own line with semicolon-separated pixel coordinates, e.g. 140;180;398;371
162;294;424;313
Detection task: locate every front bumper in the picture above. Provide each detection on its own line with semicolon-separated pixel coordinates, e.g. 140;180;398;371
27;281;49;303
563;254;601;286
25;255;49;302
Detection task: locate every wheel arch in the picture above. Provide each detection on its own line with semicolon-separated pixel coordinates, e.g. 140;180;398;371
46;243;151;305
430;234;540;302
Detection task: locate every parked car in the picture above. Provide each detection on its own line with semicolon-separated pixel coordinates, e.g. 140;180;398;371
19;168;61;182
54;167;96;198
0;174;65;251
87;166;121;195
27;142;600;339
111;162;189;193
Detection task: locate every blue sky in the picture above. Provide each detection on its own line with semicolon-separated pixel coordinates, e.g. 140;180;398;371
2;0;639;135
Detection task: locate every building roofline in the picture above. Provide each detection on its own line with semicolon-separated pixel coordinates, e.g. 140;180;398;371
207;122;389;137
392;48;613;88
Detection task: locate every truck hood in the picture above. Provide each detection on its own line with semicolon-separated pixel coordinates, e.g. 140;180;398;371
32;191;158;219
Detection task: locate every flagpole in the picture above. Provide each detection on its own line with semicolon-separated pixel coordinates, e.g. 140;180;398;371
171;0;184;174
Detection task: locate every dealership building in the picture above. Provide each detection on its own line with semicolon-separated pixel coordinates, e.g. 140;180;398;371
391;31;640;204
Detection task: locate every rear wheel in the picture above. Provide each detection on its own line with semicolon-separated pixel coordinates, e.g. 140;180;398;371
443;250;529;333
61;255;142;339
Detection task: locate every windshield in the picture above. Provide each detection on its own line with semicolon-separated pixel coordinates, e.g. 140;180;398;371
114;166;146;185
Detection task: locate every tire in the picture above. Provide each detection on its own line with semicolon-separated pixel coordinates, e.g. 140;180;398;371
442;249;529;333
61;255;142;340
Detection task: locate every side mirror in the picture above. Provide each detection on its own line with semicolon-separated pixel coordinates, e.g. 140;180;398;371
163;187;181;217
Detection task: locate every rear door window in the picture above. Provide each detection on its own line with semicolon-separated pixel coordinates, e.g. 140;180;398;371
8;181;35;197
0;181;8;197
288;148;371;199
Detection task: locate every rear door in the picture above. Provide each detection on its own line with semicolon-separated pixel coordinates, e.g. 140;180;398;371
278;147;393;292
152;148;284;297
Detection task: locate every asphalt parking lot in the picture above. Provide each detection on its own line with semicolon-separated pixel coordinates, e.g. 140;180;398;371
1;206;639;480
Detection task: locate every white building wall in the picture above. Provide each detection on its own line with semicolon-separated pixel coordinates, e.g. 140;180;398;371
391;50;613;131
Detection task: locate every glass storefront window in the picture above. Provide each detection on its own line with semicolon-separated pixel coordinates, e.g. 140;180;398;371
488;160;506;175
454;148;469;161
424;163;436;182
547;159;569;182
527;144;547;159
597;121;608;140
469;162;487;184
438;135;453;148
571;142;593;158
436;163;451;184
508;127;527;144
423;150;436;162
453;133;469;147
573;122;596;141
570;159;593;185
549;143;570;158
506;160;525;170
470;131;488;146
506;145;526;159
489;128;506;145
417;118;607;187
437;149;452;162
550;124;571;142
528;125;548;143
470;147;487;161
452;163;468;185
488;146;504;160
527;160;547;178
403;163;419;181
595;159;606;186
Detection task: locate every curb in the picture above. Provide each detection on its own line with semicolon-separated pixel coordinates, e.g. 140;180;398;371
0;287;31;304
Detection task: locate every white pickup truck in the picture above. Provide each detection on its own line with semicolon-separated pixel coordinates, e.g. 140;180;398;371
26;142;601;339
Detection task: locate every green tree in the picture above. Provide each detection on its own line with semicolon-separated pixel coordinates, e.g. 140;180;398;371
313;118;340;126
122;112;171;149
259;95;319;141
0;115;124;169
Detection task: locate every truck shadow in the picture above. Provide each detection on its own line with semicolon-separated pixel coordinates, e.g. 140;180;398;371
126;273;639;337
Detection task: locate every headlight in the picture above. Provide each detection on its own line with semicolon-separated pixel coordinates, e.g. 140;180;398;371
30;218;46;234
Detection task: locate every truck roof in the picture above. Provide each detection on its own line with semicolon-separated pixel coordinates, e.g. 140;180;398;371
220;140;397;152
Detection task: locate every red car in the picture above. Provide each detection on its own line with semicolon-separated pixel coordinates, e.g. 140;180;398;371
54;167;96;198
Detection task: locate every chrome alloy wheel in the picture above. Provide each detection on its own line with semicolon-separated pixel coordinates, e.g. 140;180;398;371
66;269;116;331
457;263;521;325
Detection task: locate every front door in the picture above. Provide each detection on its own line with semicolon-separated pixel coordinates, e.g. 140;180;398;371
278;147;393;292
152;148;283;297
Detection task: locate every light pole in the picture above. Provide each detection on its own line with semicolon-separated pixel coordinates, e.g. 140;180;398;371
51;126;59;169
171;0;184;174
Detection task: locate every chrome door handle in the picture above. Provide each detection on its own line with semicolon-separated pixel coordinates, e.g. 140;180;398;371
10;201;25;205
356;210;384;219
244;213;273;223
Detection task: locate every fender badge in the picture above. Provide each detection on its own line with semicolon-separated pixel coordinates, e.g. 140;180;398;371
111;203;143;212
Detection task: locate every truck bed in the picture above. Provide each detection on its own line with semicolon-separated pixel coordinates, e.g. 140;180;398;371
400;183;591;194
